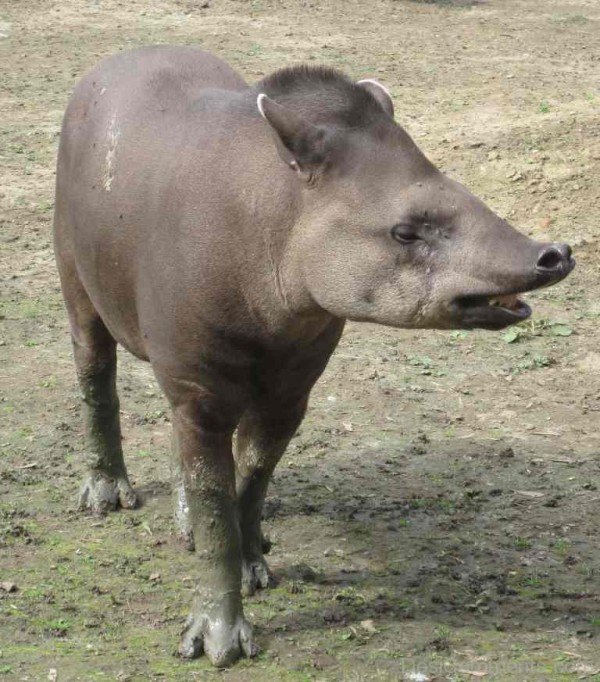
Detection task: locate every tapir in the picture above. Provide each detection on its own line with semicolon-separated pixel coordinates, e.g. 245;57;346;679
53;46;574;666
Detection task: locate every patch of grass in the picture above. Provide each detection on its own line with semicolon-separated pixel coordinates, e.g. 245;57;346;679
0;295;62;320
510;353;555;375
36;200;54;212
552;538;571;557
334;586;367;607
514;536;531;551
511;572;550;600
39;375;57;389
521;575;543;588
246;43;264;57
502;318;573;343
41;617;72;636
552;14;589;25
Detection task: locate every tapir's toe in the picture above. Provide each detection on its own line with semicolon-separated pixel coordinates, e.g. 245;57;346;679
79;471;137;513
179;612;258;667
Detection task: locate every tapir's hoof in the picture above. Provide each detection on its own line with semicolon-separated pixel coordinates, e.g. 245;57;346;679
241;556;272;597
179;613;258;667
177;529;195;552
79;471;137;513
261;533;272;555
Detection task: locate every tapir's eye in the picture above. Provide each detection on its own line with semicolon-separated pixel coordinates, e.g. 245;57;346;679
391;224;421;244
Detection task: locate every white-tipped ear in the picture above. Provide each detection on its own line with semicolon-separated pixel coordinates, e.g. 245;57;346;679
357;79;394;118
256;93;268;120
254;93;331;181
357;78;392;100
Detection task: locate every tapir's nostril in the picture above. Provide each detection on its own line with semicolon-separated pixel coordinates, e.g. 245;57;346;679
536;243;572;272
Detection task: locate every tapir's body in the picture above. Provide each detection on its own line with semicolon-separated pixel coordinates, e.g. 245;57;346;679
54;46;574;666
56;47;332;367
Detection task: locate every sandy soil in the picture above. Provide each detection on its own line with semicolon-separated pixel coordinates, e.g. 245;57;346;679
1;0;599;680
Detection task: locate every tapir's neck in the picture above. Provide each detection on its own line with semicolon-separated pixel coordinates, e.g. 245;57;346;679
232;149;335;344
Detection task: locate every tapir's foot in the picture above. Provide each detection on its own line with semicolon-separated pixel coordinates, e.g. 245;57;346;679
179;612;258;667
79;470;137;513
261;532;272;555
241;555;272;597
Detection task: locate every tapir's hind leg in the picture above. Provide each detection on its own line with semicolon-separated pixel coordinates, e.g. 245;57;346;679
234;396;308;596
56;249;136;512
72;317;137;512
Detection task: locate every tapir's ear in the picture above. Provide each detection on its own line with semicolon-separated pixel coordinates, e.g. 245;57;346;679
357;79;394;118
257;93;330;181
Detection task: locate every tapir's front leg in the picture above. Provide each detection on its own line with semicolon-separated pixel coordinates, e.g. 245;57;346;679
171;400;257;667
235;396;308;596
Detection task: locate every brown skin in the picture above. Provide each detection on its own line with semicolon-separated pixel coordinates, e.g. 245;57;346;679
53;46;574;667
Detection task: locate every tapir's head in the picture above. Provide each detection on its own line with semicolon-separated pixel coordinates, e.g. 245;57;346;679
257;67;574;330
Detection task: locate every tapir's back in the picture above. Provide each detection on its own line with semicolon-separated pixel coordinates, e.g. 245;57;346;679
54;47;252;358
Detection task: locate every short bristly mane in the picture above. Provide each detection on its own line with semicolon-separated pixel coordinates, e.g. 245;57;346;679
255;65;386;127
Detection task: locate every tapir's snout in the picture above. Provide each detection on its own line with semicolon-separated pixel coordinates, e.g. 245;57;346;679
535;242;575;284
448;236;575;331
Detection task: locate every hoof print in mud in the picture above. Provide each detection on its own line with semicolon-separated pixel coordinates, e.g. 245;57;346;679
78;472;137;514
179;613;258;667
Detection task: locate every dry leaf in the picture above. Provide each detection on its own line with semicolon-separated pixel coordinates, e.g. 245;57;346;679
360;619;377;633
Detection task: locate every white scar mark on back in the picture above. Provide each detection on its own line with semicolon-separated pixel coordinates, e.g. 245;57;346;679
103;111;120;192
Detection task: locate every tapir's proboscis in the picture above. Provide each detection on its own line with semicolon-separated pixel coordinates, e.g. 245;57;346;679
54;46;575;666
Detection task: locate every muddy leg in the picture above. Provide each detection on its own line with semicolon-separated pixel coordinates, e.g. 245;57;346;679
172;431;195;550
172;400;257;667
235;397;308;596
73;319;137;513
173;440;272;555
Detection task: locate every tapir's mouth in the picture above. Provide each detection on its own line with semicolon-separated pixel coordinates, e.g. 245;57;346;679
451;251;575;330
453;293;532;330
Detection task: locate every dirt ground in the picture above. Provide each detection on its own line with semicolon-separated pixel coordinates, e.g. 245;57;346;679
1;0;600;679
